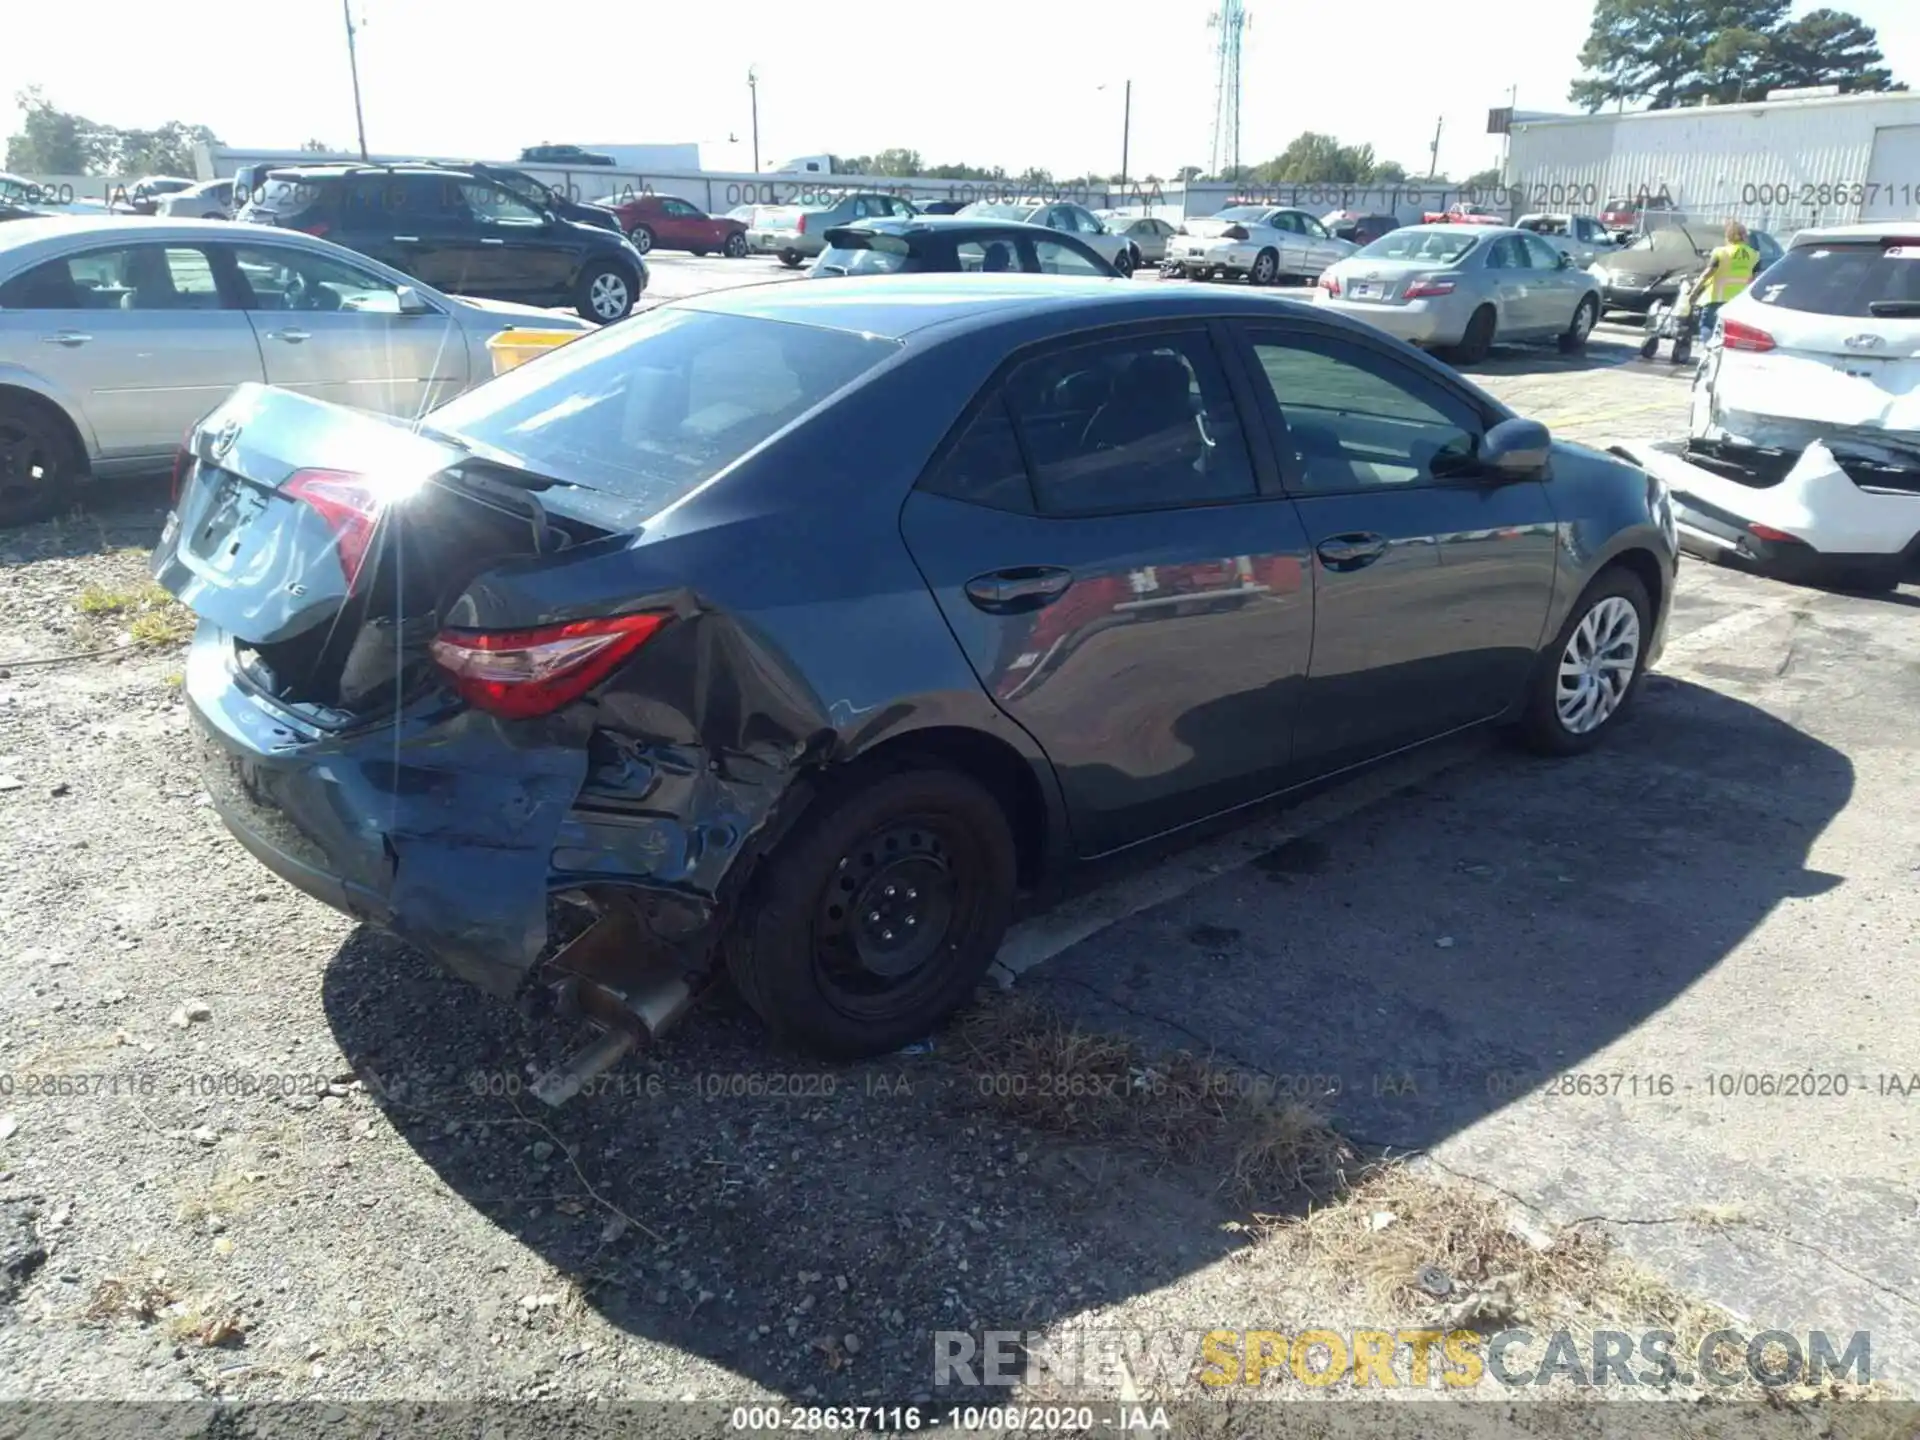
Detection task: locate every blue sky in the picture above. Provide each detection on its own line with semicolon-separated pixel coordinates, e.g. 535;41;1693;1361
4;0;1918;180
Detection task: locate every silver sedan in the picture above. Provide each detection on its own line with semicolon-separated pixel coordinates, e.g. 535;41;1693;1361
0;216;595;525
1314;224;1602;363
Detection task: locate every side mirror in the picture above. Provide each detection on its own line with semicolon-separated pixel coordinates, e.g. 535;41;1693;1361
1557;252;1574;269
1481;418;1551;479
395;285;433;315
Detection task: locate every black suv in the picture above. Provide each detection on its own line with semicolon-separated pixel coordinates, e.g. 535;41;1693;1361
236;165;648;321
419;161;623;233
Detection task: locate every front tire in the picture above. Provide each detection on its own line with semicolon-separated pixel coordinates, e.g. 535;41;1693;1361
626;224;655;255
1515;569;1652;756
576;263;637;323
0;397;83;529
1558;295;1598;353
726;768;1017;1058
723;232;748;258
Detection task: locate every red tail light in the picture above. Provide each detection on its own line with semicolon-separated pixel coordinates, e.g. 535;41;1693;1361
1404;277;1457;299
1319;272;1341;296
294;222;331;237
1222;225;1250;240
1721;319;1774;352
795;214;808;235
429;613;669;720
283;469;383;591
1748;522;1799;544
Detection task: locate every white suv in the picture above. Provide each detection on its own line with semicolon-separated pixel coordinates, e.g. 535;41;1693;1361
1614;222;1920;591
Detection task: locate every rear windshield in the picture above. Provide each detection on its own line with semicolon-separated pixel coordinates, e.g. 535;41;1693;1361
423;308;901;510
815;234;913;275
1748;241;1920;318
1212;206;1269;222
1357;230;1479;263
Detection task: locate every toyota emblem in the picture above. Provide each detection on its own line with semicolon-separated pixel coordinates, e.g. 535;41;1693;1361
1843;334;1884;350
209;418;241;459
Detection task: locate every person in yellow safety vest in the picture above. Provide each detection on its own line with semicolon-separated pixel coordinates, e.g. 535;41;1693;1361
1677;221;1760;362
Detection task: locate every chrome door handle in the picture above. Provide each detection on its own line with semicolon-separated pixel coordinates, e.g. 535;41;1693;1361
392;235;420;243
480;238;504;246
43;331;91;346
270;329;311;343
964;566;1074;613
1315;533;1390;570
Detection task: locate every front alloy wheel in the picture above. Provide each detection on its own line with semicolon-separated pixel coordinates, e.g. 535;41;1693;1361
1516;569;1651;755
1556;595;1640;735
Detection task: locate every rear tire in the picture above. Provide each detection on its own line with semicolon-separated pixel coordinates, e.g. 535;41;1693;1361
1113;247;1135;278
1249;249;1279;286
1450;305;1496;365
575;262;637;323
1558;296;1598;353
1515;568;1652;757
778;249;805;269
627;224;655;255
0;395;84;529
726;767;1016;1058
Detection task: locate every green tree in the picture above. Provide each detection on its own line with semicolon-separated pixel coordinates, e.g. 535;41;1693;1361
1462;167;1504;190
1767;8;1906;94
1372;159;1409;183
300;138;332;152
6;87;90;172
1693;26;1776;103
5;88;217;175
866;147;924;176
1569;0;1789;111
1175;165;1204;183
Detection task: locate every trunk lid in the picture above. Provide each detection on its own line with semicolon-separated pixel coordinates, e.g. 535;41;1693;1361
1181;217;1249;240
753;204;811;232
154;384;609;718
1334;257;1452;304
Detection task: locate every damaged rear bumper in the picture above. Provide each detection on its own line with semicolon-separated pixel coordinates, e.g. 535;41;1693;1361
187;623;599;1000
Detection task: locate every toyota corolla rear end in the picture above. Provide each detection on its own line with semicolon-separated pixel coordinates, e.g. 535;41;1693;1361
153;306;904;1007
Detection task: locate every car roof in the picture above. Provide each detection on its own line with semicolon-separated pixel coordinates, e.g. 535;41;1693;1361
1789;221;1920;246
1390;223;1514;237
0;214;387;269
829;216;1064;236
674;272;1336;343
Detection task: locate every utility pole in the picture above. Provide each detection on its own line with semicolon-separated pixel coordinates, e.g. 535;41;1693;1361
1427;116;1443;180
1121;79;1132;189
748;67;760;173
342;0;369;161
1501;83;1517;186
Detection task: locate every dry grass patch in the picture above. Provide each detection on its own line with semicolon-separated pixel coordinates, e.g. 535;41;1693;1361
950;994;1355;1206
84;1271;179;1324
72;581;192;647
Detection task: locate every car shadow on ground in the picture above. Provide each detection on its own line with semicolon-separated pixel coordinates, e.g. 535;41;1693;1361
321;674;1850;1403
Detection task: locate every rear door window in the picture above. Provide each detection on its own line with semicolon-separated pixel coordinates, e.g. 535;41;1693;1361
1748;242;1920;317
1025;237;1110;277
0;245;224;310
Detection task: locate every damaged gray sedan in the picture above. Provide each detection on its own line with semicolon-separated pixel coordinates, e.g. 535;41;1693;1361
154;276;1676;1061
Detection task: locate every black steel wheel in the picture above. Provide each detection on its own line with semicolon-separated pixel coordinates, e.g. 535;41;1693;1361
727;768;1016;1057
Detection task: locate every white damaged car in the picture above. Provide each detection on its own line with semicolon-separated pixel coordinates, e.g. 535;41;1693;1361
1611;222;1920;592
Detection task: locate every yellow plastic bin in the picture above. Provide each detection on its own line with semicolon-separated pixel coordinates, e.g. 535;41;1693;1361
485;327;587;376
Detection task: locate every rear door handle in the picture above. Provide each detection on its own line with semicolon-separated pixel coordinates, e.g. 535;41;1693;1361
268;328;310;343
392;235;421;243
964;566;1074;613
1315;533;1390;571
480;237;505;246
43;331;91;347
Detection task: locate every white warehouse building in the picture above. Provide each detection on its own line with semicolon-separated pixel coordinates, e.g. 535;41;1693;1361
1506;90;1920;238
